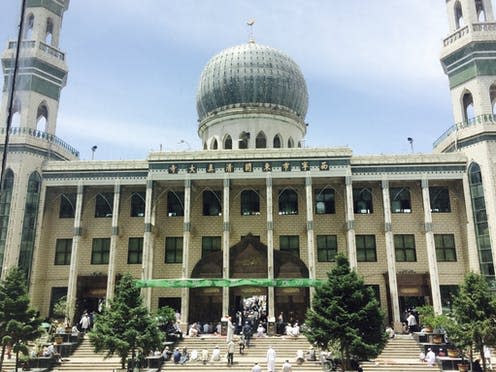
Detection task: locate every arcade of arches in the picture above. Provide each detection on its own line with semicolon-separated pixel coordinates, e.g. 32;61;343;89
189;235;310;323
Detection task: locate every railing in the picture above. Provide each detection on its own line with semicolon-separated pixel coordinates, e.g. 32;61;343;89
0;127;79;157
443;22;496;47
433;114;496;148
7;40;65;61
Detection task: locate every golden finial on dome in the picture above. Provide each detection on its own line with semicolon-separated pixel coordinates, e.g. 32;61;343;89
247;19;256;44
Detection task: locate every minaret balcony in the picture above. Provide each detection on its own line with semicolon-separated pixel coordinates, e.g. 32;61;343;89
0;127;79;160
433;114;496;152
4;39;65;63
442;22;496;54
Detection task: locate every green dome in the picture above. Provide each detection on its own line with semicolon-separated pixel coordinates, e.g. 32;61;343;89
196;42;308;122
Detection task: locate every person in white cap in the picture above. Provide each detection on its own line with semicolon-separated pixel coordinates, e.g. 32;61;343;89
425;348;436;367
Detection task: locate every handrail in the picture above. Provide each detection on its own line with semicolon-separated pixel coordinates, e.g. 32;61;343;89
443;22;496;47
433;114;496;148
0;127;79;157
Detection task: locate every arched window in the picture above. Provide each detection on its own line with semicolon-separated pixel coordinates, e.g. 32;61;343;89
19;172;42;280
489;83;496;115
279;189;298;215
255;132;266;148
45;18;54;45
224;135;232;149
475;0;486;22
0;169;14;275
238;132;249;149
287;137;294;148
468;162;495;277
390;187;411;213
241;190;260;215
353;187;373;214
273;134;282;148
211;138;218;150
36;103;48;132
11;99;21;127
203;190;222;216
315;188;335;214
454;1;464;28
24;14;34;39
462;91;475;123
130;192;145;217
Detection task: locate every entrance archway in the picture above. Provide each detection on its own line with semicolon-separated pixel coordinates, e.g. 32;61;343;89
189;234;310;323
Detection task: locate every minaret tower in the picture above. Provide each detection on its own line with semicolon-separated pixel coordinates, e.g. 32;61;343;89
435;0;496;280
0;0;77;281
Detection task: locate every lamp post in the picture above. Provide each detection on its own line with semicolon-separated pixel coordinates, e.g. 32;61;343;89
91;145;97;160
178;139;191;150
407;137;414;153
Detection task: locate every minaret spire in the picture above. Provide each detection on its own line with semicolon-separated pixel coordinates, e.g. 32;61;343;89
247;19;256;44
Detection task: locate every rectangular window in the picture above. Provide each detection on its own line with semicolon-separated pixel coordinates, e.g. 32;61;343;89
165;237;183;263
280;235;300;257
167;191;184;217
91;238;110;264
356;235;377;262
95;192;113;218
429;187;451;213
394;234;416;262
127;237;143;264
316;235;337;262
435;234;457;262
130;192;145;217
49;287;67;318
353;188;373;214
54;238;72;265
390;187;411;213
202;236;221;257
315;188;335;214
440;285;459;313
366;284;381;305
203;191;222;216
59;193;76;218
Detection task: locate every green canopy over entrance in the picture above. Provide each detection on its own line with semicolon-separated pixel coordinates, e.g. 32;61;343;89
135;278;324;289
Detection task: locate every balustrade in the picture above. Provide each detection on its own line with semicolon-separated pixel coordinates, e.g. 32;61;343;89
0;127;79;157
433;114;496;148
6;40;65;61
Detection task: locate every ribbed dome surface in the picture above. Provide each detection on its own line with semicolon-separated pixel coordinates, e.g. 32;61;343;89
196;43;308;122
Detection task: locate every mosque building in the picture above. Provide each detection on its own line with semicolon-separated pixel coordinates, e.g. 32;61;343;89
0;0;495;331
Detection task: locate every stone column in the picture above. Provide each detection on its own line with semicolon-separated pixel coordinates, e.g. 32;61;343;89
462;173;480;272
222;178;230;316
305;175;316;302
266;174;275;320
106;183;121;303
344;175;357;268
421;179;442;314
180;178;192;325
381;180;401;328
66;184;84;324
142;179;154;309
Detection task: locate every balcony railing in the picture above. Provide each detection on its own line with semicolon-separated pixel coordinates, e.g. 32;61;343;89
0;127;79;157
7;40;65;61
443;22;496;47
433;114;496;148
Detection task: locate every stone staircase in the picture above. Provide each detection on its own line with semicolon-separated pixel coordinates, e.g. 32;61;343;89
362;334;442;372
51;336;122;372
164;335;323;371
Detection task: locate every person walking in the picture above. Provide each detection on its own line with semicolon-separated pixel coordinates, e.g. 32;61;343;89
251;362;262;372
227;340;235;366
267;345;276;372
282;359;293;372
79;312;91;333
226;316;235;342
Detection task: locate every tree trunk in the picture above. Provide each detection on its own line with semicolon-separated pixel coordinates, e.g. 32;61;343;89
15;349;19;372
0;343;6;371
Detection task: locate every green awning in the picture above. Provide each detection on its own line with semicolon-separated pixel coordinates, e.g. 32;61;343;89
135;278;324;288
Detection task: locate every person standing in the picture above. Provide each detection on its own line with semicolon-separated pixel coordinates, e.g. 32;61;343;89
227;339;235;366
79;312;91;333
243;321;253;347
406;312;417;333
267;345;277;372
282;359;293;372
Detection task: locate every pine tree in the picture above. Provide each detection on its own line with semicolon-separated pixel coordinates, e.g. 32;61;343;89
89;273;163;369
304;254;387;370
450;272;496;372
0;267;42;372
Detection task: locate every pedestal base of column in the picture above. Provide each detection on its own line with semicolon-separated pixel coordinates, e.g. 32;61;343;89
393;321;405;333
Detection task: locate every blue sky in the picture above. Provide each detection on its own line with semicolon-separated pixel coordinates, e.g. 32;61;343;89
0;1;468;160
